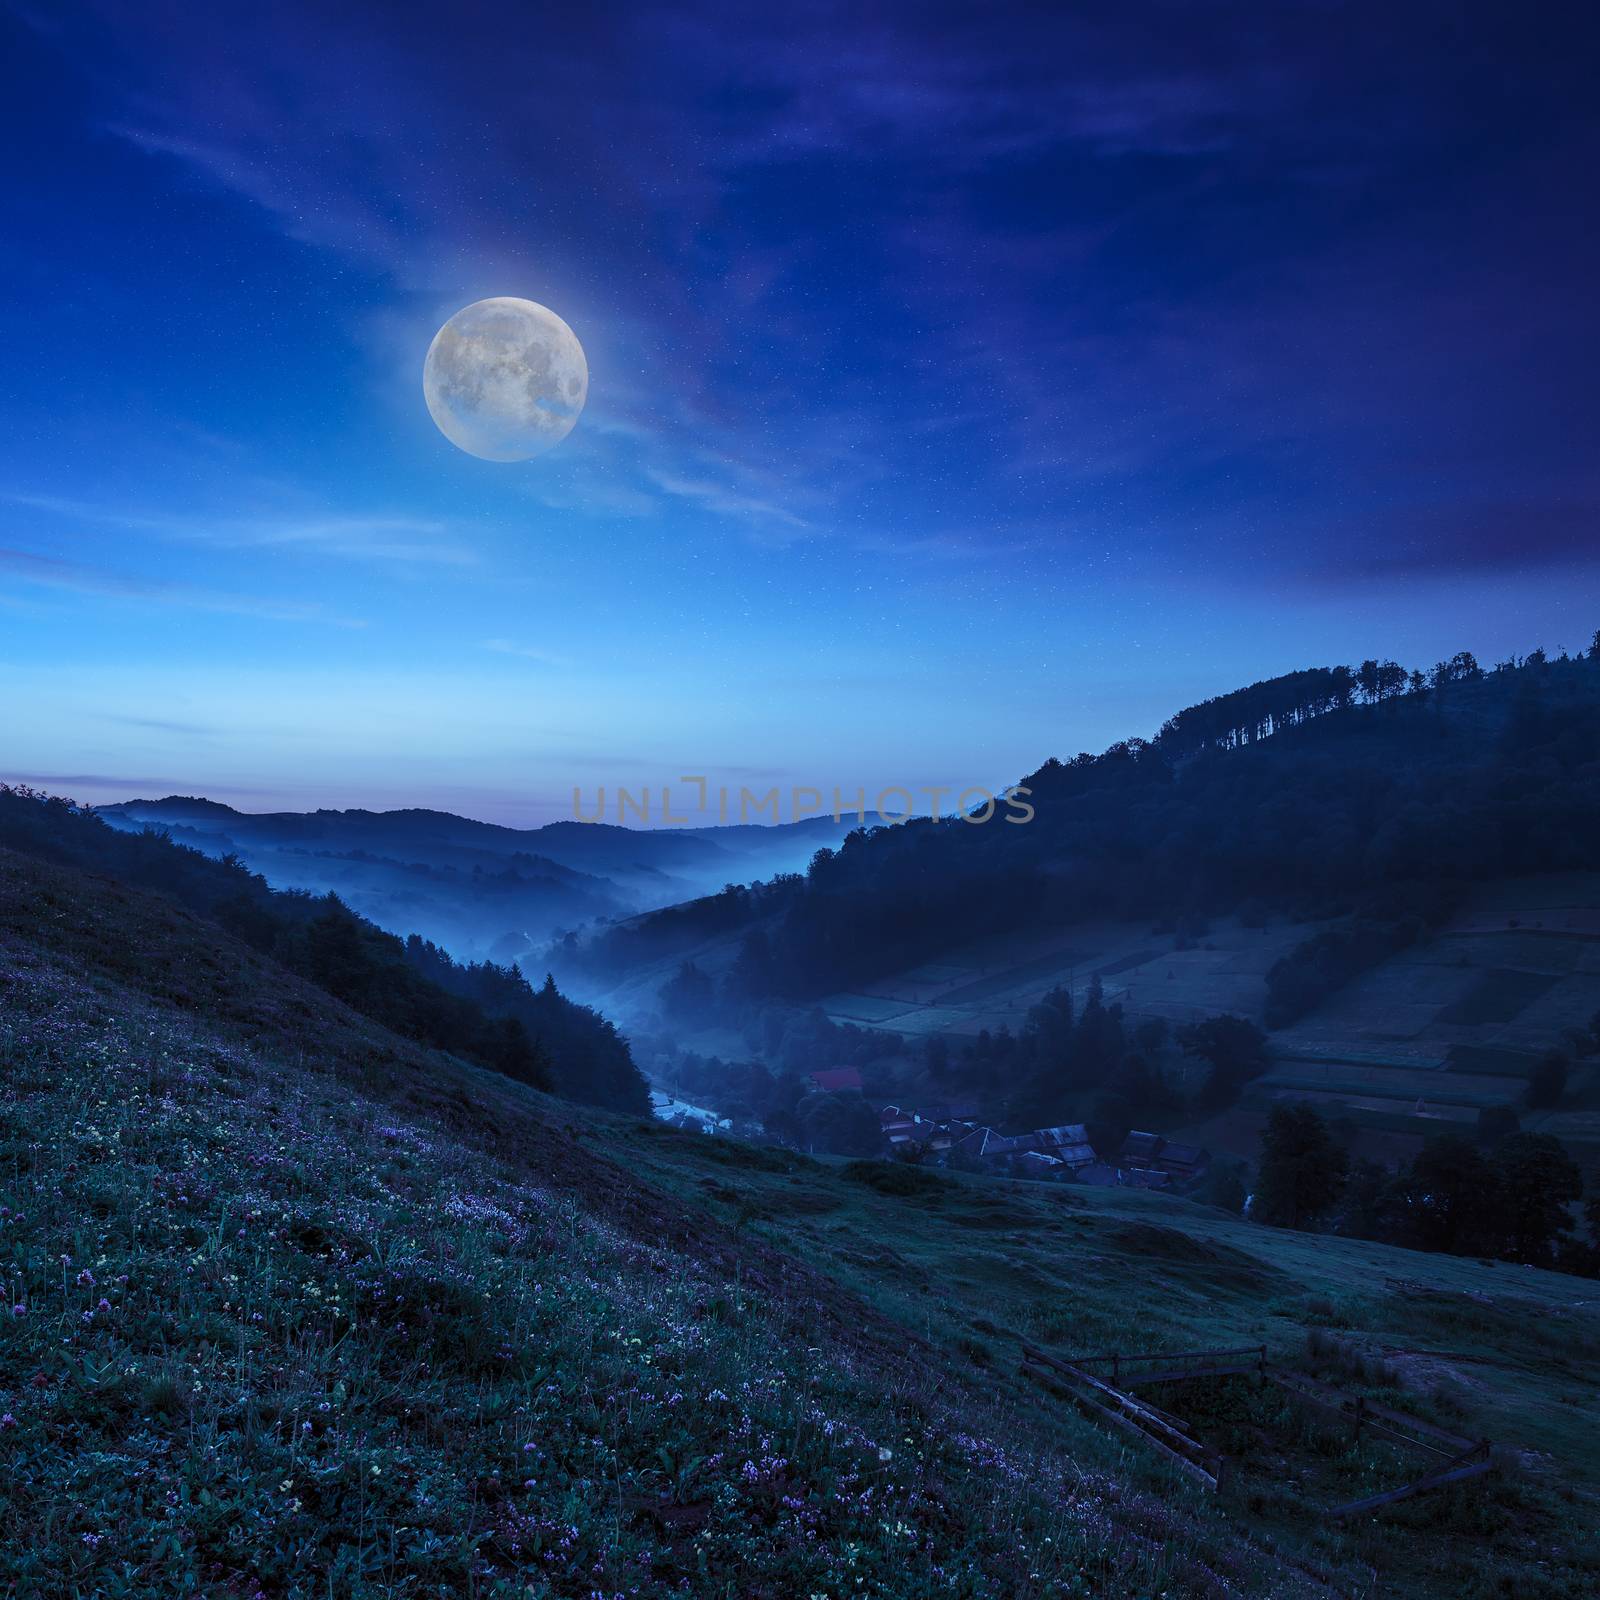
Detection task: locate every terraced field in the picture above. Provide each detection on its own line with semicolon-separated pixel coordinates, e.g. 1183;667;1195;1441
1251;877;1600;1160
819;919;1317;1040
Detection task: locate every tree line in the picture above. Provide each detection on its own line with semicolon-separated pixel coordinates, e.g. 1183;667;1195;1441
1154;653;1489;759
0;785;649;1114
1250;1101;1595;1273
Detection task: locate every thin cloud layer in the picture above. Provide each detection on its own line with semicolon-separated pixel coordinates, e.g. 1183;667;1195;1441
0;546;365;625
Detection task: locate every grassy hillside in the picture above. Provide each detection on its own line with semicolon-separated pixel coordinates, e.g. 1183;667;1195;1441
0;848;1263;1598
2;846;1598;1596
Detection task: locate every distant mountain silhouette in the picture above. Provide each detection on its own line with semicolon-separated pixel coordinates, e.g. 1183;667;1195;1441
94;797;856;960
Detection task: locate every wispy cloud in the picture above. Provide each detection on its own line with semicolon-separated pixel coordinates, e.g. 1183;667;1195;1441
0;769;264;798
95;712;218;737
34;0;1600;593
0;546;364;626
641;466;809;537
481;638;569;668
7;491;477;567
108;123;404;261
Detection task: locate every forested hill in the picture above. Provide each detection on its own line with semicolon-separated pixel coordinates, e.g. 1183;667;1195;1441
559;642;1600;1002
1148;652;1484;759
0;785;649;1114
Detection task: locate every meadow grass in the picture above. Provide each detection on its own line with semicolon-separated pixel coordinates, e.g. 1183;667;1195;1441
0;938;1275;1599
598;1122;1600;1600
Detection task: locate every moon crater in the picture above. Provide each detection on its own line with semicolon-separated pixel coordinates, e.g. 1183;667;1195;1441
423;297;588;461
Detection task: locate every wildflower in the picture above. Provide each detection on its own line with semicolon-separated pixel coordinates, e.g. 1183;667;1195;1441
878;1447;893;1462
0;1414;14;1429
10;1305;25;1318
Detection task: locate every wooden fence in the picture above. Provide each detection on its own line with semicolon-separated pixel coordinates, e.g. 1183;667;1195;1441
1050;1344;1267;1388
1020;1339;1497;1517
1259;1365;1494;1518
1019;1342;1249;1491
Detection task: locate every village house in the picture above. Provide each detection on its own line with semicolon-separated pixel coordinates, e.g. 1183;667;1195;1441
878;1106;921;1150
921;1116;974;1153
951;1125;1020;1162
1115;1129;1211;1188
869;1103;1205;1191
1118;1130;1166;1168
1032;1122;1098;1173
1153;1140;1210;1184
648;1088;730;1136
873;1103;977;1158
1013;1150;1067;1179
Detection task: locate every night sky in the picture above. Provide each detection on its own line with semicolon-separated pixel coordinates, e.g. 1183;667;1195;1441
4;2;1599;822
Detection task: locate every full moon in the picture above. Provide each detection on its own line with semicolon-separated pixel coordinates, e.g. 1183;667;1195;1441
423;297;588;461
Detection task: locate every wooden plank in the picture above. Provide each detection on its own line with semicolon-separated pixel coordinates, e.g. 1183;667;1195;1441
1357;1398;1479;1454
1262;1367;1478;1455
1050;1360;1217;1461
1355;1417;1459;1461
1022;1343;1228;1488
1329;1456;1492;1519
1026;1355;1207;1456
1117;1389;1191;1431
1024;1342;1498;1520
1066;1384;1221;1490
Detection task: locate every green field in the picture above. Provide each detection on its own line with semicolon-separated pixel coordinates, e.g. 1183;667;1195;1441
817;990;920;1023
1439;968;1564;1025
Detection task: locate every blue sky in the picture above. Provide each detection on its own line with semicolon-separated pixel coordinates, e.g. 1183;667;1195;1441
3;1;1599;823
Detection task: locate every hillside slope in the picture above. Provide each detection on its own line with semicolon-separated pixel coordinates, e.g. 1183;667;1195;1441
549;653;1600;1160
1;846;1597;1596
0;848;1270;1598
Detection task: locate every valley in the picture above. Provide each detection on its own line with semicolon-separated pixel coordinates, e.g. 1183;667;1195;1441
0;835;1596;1597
